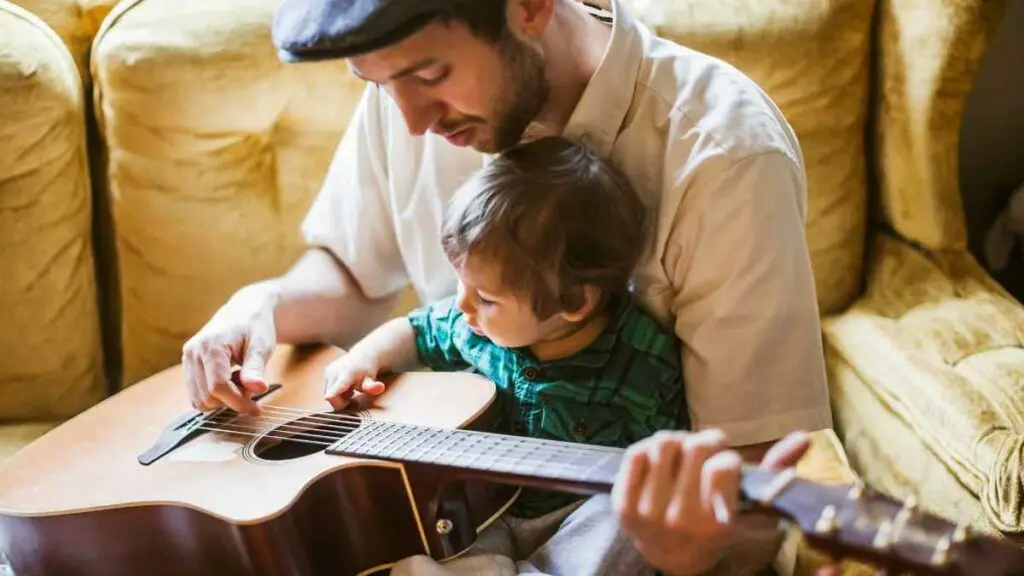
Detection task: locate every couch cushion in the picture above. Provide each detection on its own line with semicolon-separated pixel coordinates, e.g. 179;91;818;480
624;0;875;314
92;0;368;386
826;342;1003;535
9;0;120;82
824;234;1024;534
0;421;60;465
0;2;107;419
874;0;1009;250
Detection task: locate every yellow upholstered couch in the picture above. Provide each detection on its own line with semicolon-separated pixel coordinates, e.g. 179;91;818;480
1;0;1020;573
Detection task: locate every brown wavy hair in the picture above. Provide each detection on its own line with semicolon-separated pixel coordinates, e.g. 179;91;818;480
441;136;648;320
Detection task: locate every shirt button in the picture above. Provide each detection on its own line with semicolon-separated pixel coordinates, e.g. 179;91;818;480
521;367;538;381
573;421;588;436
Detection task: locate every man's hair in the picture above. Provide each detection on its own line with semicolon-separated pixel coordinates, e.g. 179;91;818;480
432;0;509;44
441;136;648;320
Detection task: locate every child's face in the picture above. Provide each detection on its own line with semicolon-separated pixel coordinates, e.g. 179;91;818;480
453;255;575;349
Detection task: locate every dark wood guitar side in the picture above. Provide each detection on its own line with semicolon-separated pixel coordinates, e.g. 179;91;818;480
1;344;1023;576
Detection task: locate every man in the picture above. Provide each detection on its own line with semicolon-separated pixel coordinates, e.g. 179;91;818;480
182;0;833;574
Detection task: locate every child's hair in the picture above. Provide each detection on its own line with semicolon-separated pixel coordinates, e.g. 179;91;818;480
441;135;647;320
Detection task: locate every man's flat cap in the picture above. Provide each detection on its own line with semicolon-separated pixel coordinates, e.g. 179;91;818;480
272;0;460;63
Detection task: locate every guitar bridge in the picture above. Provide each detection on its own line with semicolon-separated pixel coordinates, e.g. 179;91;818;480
137;383;282;466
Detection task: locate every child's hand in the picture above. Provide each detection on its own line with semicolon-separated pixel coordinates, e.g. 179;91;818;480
322;351;388;411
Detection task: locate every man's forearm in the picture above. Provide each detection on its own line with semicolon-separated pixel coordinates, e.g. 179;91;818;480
266;248;399;348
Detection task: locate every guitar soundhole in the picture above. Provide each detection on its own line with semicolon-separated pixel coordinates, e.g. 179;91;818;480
251;412;364;462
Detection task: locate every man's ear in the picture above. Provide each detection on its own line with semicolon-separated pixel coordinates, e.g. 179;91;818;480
560;285;602;323
507;0;558;39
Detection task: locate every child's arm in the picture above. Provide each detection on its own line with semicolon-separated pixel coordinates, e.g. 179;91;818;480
322;317;420;411
322;296;472;411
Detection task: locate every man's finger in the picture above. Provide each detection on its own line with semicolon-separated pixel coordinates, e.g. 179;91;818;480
639;434;682;520
238;343;269;394
760;430;811;471
184;349;210;411
701;449;742;528
674;430;727;526
613;447;650;534
205;350;258;415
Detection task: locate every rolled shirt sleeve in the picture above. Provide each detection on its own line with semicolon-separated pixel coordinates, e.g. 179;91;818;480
300;84;410;299
666;150;833;446
406;297;471;372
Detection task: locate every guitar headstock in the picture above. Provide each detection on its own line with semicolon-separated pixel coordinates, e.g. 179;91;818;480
740;467;1024;575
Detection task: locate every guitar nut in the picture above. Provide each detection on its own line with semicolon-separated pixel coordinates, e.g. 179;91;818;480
436;518;454;535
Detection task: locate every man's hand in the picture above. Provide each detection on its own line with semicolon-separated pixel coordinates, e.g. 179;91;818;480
322;351;388;411
611;429;814;576
182;281;280;416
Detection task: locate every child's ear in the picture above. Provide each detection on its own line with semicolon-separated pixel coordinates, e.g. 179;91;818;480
560;285;602;323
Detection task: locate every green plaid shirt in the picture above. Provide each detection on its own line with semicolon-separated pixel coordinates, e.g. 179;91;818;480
407;293;689;518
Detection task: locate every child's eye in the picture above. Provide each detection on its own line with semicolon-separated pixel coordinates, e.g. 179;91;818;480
477;294;495;306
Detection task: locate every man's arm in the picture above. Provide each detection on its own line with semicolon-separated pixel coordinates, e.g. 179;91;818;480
183;84;407;414
666;150;832;446
272;247;399;349
616;147;831;574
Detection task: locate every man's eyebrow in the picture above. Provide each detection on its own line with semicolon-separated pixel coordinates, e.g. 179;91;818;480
350;58;439;83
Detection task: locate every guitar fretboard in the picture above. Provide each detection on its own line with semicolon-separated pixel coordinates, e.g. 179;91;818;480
325;419;623;493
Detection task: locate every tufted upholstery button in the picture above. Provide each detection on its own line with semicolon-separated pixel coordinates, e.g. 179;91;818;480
573;420;588;436
512;421;526;434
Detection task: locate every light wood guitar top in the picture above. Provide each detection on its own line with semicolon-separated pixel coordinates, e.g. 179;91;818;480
0;345;496;523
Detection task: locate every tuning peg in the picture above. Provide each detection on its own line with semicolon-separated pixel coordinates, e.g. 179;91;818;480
952;520;970;543
872;519;894;550
847;480;865;500
815;504;839;534
932;535;952;566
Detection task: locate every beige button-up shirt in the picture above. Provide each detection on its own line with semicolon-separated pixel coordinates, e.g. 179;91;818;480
302;0;832;446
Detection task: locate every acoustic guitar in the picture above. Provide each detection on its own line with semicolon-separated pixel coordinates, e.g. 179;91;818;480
0;344;1021;576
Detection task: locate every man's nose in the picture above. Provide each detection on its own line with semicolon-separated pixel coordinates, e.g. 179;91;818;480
392;87;440;137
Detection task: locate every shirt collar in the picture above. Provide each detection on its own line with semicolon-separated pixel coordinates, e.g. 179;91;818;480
562;0;646;158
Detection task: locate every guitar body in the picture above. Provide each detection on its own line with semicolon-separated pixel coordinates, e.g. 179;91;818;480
0;345;518;576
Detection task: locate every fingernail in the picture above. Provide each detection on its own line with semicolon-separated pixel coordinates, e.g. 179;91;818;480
712;493;731;524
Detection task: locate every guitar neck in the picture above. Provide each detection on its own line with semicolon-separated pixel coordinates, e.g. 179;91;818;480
325;418;625;495
322;419;785;504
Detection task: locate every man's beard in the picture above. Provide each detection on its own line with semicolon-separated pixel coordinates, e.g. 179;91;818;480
488;35;550;153
433;35;549;153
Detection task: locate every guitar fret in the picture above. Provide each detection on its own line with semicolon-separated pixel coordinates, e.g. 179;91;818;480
394;426;437;462
456;436;486;469
419;429;454;464
327;420;620;492
377;424;404;458
434;431;468;467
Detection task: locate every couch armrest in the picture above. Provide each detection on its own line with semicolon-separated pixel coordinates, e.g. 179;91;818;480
823;233;1024;534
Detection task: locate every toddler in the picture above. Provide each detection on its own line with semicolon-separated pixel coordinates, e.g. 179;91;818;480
323;135;688;575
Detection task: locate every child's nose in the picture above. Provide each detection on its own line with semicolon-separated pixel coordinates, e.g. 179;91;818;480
455;286;474;315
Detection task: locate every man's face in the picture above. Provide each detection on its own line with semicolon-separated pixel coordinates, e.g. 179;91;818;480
347;20;549;153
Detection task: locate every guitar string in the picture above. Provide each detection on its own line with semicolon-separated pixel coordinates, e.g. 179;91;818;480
197;402;624;455
194;414;621;471
233;400;627;455
192;403;622;461
199;417;617;466
206;406;624;460
193;420;618;476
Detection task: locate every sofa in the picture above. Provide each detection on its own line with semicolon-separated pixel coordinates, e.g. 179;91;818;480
0;0;1019;573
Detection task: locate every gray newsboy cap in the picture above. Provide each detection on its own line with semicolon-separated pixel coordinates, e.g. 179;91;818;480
272;0;461;63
